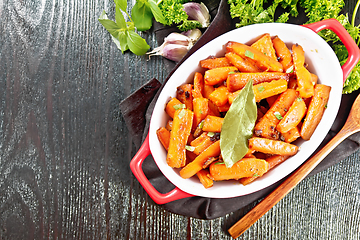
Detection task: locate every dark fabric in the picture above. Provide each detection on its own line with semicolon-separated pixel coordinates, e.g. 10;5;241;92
120;0;360;219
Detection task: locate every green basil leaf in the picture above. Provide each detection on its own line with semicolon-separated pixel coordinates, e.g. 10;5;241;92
146;0;166;25
114;0;127;12
131;1;153;31
220;80;257;168
98;11;121;37
112;32;129;53
126;30;150;55
115;6;127;29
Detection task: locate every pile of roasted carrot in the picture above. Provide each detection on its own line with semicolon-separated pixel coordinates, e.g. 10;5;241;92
156;33;331;189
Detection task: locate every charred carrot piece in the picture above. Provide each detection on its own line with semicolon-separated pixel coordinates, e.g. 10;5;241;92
226;41;284;72
208;85;229;107
227;72;289;92
200;57;233;69
254;89;297;139
253;79;288;102
190;132;214;155
281;126;301;143
193;97;209;129
272;35;293;72
209;158;269;181
202;115;223;132
300;84;331;140
167;109;194;168
292;44;314;98
240;155;289;185
156;127;171;150
192;72;204;98
248;137;299;156
204;66;238;86
165;97;184;119
196;169;214;188
179;140;221;179
176;83;194;111
251;33;277;61
225;52;260;73
276;97;307;134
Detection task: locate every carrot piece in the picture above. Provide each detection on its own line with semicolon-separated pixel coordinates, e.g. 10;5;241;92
266;94;279;107
254;89;297;139
196;169;214;188
193;97;209;129
253;79;288;102
156;127;171;150
251;33;277;61
203;84;215;98
176;84;194;111
200;57;233;69
191;133;214;155
165;97;184;119
248;137;299;156
311;73;318;85
281;126;301;143
272;35;293;72
208;85;229;107
227;72;289;92
292;44;314;98
165;120;173;131
240;155;289;185
167;109;194;168
202;115;223;132
192;72;204;98
225;52;260;73
276;97;307;134
228;79;287;104
209;158;269;181
217;102;230;112
179;140;221;179
226;41;284;72
204;66;238;85
300;84;331;140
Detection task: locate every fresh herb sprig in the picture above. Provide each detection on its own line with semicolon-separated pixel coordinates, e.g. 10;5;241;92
99;0;166;55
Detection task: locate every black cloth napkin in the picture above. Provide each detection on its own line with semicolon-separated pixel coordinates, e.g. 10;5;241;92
120;0;360;219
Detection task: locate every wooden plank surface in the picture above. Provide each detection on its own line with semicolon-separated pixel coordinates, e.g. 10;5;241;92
0;0;359;239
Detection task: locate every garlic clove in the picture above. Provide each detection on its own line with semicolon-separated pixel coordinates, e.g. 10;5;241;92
181;28;202;42
164;32;191;46
183;2;210;28
161;44;190;62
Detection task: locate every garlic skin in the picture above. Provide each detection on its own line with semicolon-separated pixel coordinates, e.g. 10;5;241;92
147;29;203;62
183;2;210;28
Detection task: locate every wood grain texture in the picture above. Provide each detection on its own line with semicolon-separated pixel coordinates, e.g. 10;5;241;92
0;0;359;240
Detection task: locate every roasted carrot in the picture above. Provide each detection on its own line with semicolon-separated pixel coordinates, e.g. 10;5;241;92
227;72;289;92
191;134;214;155
272;35;293;72
251;33;277;61
208;85;229;107
300;84;331;140
156;127;171;150
196;169;214;188
209;158;269;181
200;57;233;69
281;126;301;143
253;79;288;102
192;72;204;98
225;52;260;73
226;41;284;72
165;97;184;119
248;137;299;156
193;97;209;129
176;84;194;111
202;115;223;132
204;66;238;85
254;89;298;139
292;44;314;98
217;102;230;112
179;140;221;179
167;109;194;168
240;155;289;185
276;97;307;134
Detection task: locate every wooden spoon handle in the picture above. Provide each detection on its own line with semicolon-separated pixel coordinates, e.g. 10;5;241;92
228;128;354;239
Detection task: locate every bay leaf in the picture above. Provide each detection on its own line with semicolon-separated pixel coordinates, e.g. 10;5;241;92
220;80;257;168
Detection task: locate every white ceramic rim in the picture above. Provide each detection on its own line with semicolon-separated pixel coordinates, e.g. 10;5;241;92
148;22;343;198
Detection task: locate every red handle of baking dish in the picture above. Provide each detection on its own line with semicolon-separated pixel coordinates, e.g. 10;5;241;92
130;134;194;204
303;18;360;83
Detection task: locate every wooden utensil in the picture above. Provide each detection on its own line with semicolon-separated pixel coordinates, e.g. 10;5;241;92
228;93;360;239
